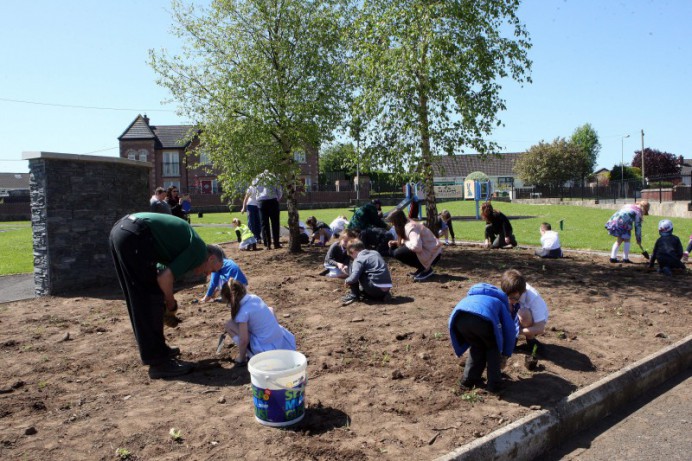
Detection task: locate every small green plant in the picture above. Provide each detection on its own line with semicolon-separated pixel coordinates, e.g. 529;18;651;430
37;381;48;390
460;389;483;403
432;331;444;340
381;352;390;365
115;447;131;459
169;427;182;442
405;344;411;352
531;343;539;359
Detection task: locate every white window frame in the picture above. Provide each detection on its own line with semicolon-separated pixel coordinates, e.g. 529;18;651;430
199;151;211;166
294;150;307;164
163;151;180;177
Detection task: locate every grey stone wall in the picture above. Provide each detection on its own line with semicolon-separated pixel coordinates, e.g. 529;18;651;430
25;152;151;296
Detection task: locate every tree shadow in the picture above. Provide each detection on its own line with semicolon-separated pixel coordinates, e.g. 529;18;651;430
501;373;578;407
175;358;251;386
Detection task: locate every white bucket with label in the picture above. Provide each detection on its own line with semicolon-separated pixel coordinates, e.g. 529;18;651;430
247;350;307;427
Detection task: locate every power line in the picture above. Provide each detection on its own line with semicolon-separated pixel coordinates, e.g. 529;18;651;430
0;97;176;113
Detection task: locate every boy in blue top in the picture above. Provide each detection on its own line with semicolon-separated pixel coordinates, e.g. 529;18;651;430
448;283;516;392
199;247;248;303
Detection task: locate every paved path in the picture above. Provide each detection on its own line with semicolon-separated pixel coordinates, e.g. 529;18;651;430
543;368;692;460
0;273;35;303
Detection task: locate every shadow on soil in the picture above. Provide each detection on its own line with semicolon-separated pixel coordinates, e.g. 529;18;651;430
176;358;251;387
502;373;578;407
289;405;351;435
542;344;596;372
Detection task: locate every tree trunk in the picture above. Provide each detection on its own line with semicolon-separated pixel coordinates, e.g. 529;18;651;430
285;168;302;254
417;69;439;234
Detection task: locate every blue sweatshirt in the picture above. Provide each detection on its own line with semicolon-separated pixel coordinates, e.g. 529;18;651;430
205;258;248;297
448;283;516;357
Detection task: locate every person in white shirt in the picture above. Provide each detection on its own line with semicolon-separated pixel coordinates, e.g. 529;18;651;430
500;269;549;354
534;222;563;258
329;215;350;238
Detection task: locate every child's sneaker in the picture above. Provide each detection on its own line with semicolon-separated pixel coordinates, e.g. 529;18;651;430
609;258;619;263
414;267;434;281
341;293;360;306
621;259;634;264
444;239;450;246
659;267;673;276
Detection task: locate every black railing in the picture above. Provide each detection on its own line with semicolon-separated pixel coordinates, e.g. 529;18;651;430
515;173;692;202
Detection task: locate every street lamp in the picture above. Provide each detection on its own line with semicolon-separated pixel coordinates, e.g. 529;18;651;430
621;134;630;199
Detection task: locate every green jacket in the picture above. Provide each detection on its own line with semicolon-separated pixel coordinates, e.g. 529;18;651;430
131;212;207;278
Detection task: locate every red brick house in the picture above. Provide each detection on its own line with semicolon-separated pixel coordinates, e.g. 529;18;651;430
118;115;320;199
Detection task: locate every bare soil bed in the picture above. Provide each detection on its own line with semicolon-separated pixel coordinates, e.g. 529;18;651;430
1;242;690;460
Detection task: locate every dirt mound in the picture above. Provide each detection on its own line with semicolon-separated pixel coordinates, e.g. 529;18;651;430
1;243;689;460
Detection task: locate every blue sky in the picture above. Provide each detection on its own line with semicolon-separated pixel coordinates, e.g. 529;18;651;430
1;0;690;174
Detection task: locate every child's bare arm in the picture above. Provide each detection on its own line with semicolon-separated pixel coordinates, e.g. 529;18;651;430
236;322;250;363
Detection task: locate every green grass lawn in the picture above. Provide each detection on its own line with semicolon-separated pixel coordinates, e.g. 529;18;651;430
1;203;690;276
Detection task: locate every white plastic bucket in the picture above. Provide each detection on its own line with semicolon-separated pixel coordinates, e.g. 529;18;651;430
247;350;307;427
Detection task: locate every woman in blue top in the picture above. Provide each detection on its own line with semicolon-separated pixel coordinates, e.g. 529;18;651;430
199;246;248;303
448;283;516;392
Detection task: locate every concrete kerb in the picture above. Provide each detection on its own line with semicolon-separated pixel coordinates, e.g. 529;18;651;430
435;334;692;461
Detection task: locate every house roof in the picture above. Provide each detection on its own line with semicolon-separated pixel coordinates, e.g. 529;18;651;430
119;114;196;149
431;153;524;178
0;172;30;190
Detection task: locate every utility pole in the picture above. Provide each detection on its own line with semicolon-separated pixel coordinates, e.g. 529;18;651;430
641;129;645;187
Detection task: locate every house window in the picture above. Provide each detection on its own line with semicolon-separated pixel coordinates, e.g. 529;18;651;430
498;177;514;187
138;150;148;162
163;151;180;177
294;150;306;164
163;180;180;191
126;149;137;160
199;151;211;166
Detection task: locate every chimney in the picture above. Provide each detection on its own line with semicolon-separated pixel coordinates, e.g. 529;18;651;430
143;114;150;125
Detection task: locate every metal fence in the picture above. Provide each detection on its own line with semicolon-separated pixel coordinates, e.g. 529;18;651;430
514;173;692;203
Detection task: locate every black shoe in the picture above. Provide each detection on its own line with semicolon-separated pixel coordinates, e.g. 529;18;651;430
166;346;181;357
486;381;506;394
622;259;633;264
609;258;619;263
409;268;424;277
414;267;434;281
381;291;393;303
460;378;482;390
148;358;193;379
341;293;360;306
274;244;282;249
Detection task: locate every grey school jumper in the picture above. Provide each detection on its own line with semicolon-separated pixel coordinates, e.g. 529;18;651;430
345;249;392;300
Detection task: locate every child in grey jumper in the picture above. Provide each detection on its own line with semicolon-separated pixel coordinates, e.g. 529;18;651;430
341;240;393;305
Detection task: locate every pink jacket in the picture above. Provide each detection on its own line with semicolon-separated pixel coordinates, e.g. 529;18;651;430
404;221;442;269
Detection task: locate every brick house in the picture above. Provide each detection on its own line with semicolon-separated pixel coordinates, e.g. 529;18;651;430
118;115;320;200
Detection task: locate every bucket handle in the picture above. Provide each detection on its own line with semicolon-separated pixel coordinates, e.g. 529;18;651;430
264;375;308;392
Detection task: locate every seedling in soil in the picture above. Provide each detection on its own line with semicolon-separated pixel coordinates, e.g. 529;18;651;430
115;448;132;459
169;428;183;442
460;390;483;403
432;332;444;340
524;344;539;371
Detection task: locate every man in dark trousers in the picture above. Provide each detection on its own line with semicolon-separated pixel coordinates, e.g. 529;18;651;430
109;212;224;379
253;170;283;249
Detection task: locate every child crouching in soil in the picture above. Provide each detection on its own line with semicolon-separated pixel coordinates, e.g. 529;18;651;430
448;283;516;392
341;239;393;306
324;229;359;278
232;218;258;251
648;220;685;276
221;279;296;364
500;269;549;354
